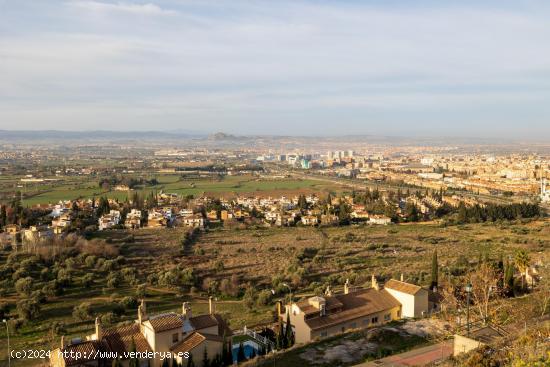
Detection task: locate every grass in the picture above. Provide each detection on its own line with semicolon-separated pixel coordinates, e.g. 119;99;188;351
12;175;338;206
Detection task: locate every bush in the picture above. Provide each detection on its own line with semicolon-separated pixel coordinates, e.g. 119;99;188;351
135;284;147;298
100;312;118;326
119;296;138;310
17;298;41;321
42;280;63;297
15;277;34;296
82;273;94;287
51;321;66;336
73;302;93;321
84;255;97;268
106;272;121;288
256;290;273;306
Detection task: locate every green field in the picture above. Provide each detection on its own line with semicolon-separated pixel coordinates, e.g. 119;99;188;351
7;175;338;206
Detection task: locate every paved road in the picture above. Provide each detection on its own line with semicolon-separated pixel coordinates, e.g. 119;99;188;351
354;341;453;367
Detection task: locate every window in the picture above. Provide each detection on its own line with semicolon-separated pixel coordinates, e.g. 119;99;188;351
363;319;369;325
397;310;401;318
350;322;357;329
341;327;345;333
384;314;391;321
172;333;179;343
320;331;328;338
371;317;378;324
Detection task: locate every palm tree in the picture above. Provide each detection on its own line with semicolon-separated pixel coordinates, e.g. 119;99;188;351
514;250;530;290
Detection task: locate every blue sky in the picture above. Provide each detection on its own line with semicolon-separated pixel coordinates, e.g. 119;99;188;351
1;0;550;138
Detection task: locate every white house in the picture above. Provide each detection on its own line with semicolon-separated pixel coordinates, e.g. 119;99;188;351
98;210;121;231
384;279;429;318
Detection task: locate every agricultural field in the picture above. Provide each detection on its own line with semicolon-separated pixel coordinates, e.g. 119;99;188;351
1;219;548;366
0;174;338;206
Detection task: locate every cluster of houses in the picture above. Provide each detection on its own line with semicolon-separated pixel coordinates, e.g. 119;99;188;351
50;298;231;367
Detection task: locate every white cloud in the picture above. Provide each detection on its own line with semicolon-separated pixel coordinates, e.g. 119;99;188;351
1;0;550;135
68;1;178;16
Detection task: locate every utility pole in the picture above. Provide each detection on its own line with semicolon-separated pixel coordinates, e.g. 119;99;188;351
465;283;472;337
3;319;10;367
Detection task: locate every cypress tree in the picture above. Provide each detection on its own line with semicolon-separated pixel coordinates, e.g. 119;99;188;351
284;311;293;348
186;354;195;367
202;347;209;367
430;249;438;290
128;339;139;367
221;332;233;366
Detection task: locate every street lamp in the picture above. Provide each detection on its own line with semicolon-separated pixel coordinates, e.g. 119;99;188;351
282;283;292;305
2;319;10;367
465;283;472;337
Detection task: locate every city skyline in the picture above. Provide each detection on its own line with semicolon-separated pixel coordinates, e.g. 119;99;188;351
1;0;550;138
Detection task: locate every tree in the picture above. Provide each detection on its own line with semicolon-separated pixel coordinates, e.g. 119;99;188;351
405;202;419;222
0;205;7;227
186;354;195;367
128;339;139;367
467;263;501;324
504;260;515;296
16;298;40;321
284;311;293;348
72;302;93;321
430;249;438;291
514;249;530;290
15;277;34;296
171;358;179;367
221;332;233;366
202;347;209;367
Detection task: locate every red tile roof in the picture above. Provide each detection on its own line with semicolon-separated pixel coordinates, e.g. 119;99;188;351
302;288;401;331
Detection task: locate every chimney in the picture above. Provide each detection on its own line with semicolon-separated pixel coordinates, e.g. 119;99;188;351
209;297;214;314
60;335;65;350
277;301;282;316
400;273;404;282
138;305;143;325
95;317;102;341
140;299;147;318
344;279;350;295
182;302;192;319
371;275;379;291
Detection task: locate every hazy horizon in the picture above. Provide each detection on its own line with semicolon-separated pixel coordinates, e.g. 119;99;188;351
1;0;550;139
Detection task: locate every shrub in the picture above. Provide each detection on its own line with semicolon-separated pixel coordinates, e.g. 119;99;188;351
119;296;138;310
256;290;273;306
17;298;40;321
15;277;34;296
84;255;97;268
73;302;93;321
82;273;94;287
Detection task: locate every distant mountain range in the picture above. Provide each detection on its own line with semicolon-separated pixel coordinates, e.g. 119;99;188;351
0;130;541;147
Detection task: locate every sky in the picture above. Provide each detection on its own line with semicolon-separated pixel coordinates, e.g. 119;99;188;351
1;0;550;138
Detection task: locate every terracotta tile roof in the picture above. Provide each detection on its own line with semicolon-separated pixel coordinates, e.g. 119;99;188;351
147;313;184;333
102;323;151;354
296;297;343;315
170;332;223;354
188;313;232;336
384;279;423;295
303;288;401;331
59;340;104;366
